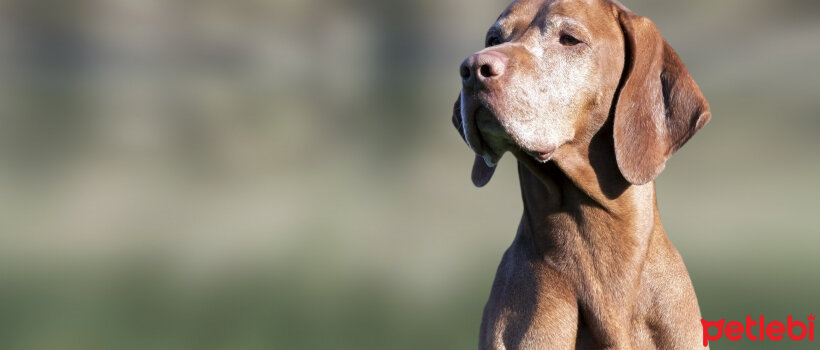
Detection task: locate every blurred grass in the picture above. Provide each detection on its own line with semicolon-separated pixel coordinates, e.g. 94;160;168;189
2;256;818;350
0;0;818;349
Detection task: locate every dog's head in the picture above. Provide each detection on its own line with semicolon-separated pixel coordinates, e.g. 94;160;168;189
453;0;710;187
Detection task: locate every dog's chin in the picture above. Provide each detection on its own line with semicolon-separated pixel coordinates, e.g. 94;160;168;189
463;96;554;167
478;110;562;166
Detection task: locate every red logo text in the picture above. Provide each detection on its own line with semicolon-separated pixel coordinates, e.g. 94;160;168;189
701;314;815;346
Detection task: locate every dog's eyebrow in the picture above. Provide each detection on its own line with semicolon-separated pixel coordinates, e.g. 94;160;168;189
540;16;592;40
540;16;580;29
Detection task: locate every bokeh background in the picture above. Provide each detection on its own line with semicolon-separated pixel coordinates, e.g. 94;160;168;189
0;0;818;349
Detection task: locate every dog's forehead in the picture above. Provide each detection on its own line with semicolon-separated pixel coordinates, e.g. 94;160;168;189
496;0;608;31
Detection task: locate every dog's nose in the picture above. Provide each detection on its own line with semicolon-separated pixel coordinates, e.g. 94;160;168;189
460;51;506;88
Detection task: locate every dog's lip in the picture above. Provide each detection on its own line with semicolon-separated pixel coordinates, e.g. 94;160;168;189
524;146;556;163
460;94;492;158
472;107;506;164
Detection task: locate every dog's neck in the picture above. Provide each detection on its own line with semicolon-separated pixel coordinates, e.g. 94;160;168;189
511;124;660;257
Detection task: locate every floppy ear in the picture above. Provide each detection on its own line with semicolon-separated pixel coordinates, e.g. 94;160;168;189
613;11;711;185
452;96;496;187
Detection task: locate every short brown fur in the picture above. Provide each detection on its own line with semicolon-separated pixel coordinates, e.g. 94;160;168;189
451;0;710;349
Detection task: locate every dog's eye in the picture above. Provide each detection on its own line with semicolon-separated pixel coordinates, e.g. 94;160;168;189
559;34;581;46
485;35;502;47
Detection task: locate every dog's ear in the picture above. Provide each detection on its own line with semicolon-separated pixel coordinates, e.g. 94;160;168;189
613;11;711;185
452;96;496;187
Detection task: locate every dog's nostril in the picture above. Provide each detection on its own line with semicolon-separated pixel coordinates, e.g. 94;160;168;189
479;64;493;78
460;65;471;79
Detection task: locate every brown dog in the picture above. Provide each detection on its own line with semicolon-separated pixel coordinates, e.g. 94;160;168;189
451;0;710;349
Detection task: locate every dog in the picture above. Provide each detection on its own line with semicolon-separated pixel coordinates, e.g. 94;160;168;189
451;0;711;349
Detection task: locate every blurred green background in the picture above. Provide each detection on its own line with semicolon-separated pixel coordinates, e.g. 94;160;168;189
0;0;818;349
